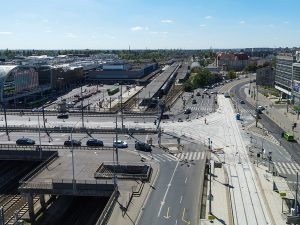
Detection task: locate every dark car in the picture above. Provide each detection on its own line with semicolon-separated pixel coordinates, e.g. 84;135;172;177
192;99;197;104
184;108;191;114
135;141;152;152
57;113;69;119
240;100;245;104
86;139;104;147
64;140;81;147
196;92;201;96
16;137;35;145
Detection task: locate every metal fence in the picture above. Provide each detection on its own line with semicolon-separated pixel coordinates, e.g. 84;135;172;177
96;187;119;225
0;144;114;151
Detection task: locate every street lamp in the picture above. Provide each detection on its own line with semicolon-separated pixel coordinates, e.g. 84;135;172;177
70;120;80;192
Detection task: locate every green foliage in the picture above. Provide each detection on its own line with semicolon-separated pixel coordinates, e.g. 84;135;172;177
227;70;236;79
244;63;257;72
294;105;300;112
184;68;222;91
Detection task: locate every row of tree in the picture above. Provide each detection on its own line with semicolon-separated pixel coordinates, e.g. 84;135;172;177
183;68;223;92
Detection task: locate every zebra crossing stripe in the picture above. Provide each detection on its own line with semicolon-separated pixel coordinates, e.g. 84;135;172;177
281;162;293;174
274;162;283;174
163;154;178;161
201;152;205;159
290;163;299;171
294;163;300;171
286;163;297;174
277;162;287;174
188;153;193;160
153;155;166;162
196;152;201;160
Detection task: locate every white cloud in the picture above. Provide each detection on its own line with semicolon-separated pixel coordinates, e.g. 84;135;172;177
145;26;149;31
131;26;144;32
65;32;78;38
239;20;245;24
45;30;52;33
161;19;174;23
205;16;213;20
0;32;13;35
200;24;207;27
42;19;49;23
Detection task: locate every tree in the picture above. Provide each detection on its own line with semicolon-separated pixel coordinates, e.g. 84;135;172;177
227;70;236;79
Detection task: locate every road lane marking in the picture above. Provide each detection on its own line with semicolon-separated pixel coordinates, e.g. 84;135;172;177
180;195;183;204
181;208;190;225
294;163;300;170
163;154;178;161
274;162;283;174
286;163;296;174
185;177;187;184
200;152;205;159
282;162;293;174
163;207;171;219
188;153;193;160
290;163;299;171
175;220;178;225
157;160;180;217
196;152;201;160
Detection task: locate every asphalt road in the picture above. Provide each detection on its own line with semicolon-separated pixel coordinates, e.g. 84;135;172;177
232;81;300;198
138;142;206;225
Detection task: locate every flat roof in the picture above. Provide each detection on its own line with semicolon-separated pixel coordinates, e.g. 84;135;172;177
138;62;179;99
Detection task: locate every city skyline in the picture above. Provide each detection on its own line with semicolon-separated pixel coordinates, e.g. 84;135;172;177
0;0;299;49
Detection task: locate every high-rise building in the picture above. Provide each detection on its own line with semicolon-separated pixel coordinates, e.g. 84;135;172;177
291;52;300;104
274;53;296;97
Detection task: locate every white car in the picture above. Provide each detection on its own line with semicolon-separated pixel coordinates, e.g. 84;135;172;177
113;140;128;148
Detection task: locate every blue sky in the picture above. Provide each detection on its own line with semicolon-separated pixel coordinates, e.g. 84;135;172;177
0;0;299;49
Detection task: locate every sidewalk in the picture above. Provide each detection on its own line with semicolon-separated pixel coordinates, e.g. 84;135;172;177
244;85;300;142
201;155;232;225
107;162;160;225
252;161;294;225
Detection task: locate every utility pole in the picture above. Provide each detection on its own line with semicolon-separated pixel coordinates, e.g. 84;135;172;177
80;85;84;128
120;83;123;130
115;114;119;165
295;172;299;215
2;102;9;141
209;161;212;215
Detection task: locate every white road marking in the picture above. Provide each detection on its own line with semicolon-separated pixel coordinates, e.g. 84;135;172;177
196;152;201;160
157;161;179;217
179;195;183;204
184;177;187;184
274;162;283;174
188;153;193;160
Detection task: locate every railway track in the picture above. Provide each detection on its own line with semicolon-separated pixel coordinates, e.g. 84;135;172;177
5;196;40;225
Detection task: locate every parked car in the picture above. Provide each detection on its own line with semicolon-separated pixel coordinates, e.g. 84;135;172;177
57;113;69;119
184;108;191;114
16;137;35;145
178;118;183;122
86;139;104;147
240;100;245;104
113;140;128;148
196;92;201;96
192;99;197;104
64;140;81;147
135;141;152;152
257;105;265;111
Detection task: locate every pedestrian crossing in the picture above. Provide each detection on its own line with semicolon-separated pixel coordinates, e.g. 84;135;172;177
189;106;213;113
274;162;300;175
151;151;206;162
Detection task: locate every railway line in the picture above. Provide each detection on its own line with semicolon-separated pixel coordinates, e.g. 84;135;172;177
0;161;41;225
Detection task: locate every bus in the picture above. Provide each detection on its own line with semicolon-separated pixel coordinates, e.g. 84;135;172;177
284;132;294;141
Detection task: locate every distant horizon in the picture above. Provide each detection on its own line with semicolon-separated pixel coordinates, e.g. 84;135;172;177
0;47;298;51
1;0;299;49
